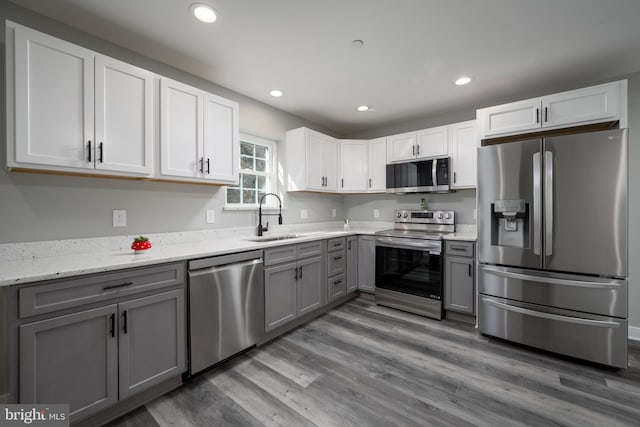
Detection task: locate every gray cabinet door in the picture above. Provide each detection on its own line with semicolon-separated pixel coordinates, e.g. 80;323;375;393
297;256;323;316
118;289;186;400
445;256;475;314
265;262;297;332
357;236;376;292
346;237;358;292
19;305;118;422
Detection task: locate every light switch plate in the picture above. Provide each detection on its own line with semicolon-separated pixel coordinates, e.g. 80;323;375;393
300;209;308;219
206;210;215;224
113;210;127;227
373;209;380;218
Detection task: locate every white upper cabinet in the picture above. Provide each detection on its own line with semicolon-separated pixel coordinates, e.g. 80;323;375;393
339;140;368;192
448;120;478;189
160;77;239;184
8;22;153;176
386;132;417;162
416;125;448;159
285;128;338;192
367;137;387;192
477;80;627;139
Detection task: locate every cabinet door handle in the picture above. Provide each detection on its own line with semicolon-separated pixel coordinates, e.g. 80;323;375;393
544;107;548;122
207;158;211;174
99;142;104;163
412;145;415;156
454;171;456;184
103;281;133;291
348;241;351;250
87;141;92;162
416;145;420;156
369;178;372;188
110;313;115;338
122;310;128;334
536;108;540;123
468;264;472;277
294;268;298;280
298;266;302;279
341;178;344;188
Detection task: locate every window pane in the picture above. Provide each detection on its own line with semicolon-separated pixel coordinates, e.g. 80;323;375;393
240;156;254;171
255;145;268;159
242;174;256;189
227;189;241;204
243;189;256;204
258;191;266;202
241;142;254;156
257;176;266;190
256;159;266;172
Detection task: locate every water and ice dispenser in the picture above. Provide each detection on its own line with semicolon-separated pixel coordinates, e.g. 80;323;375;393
490;199;529;248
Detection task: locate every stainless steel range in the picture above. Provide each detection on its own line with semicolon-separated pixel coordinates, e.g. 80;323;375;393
375;210;455;319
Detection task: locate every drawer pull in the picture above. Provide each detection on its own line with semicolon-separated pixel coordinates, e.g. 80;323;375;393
334;256;343;261
451;247;466;251
334;280;342;285
333;242;341;247
103;281;134;291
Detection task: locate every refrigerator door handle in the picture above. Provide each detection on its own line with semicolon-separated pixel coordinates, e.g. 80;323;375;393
533;152;542;255
544;151;554;255
482;266;623;289
482;298;621;328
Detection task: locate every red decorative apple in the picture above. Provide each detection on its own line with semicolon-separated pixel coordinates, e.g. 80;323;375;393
131;236;152;253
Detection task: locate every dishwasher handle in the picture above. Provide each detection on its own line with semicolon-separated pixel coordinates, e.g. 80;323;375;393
189;258;262;277
188;250;263;270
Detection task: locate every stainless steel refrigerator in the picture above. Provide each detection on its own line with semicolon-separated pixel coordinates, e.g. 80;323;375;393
477;128;628;368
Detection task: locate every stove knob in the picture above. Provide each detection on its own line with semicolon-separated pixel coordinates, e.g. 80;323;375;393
438;213;444;219
396;212;402;219
445;213;452;220
403;212;409;219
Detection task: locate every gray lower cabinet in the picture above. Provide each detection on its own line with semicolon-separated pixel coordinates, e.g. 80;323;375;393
358;235;376;292
20;305;118;421
16;262;186;424
264;241;325;333
327;237;346;302
346;236;358;293
444;241;476;315
118;290;185;400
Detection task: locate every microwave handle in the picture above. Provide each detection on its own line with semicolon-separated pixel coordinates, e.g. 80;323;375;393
432;159;437;188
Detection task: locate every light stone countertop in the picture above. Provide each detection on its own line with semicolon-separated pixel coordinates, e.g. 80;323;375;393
0;221;477;287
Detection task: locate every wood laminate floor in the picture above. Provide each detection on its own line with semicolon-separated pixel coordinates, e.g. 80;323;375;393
109;294;640;427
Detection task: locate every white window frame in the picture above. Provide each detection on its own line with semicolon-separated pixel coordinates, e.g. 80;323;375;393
225;133;280;210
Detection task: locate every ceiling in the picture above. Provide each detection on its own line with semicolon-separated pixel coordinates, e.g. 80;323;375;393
9;0;640;135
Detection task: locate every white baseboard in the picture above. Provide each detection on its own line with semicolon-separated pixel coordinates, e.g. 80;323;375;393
629;326;640;341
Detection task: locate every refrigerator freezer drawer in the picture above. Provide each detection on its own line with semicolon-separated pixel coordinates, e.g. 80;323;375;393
479;265;627;318
479;295;628;369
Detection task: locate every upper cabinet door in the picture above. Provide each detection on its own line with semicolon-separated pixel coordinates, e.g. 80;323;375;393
368;137;387;192
479;98;542;138
95;56;153;175
160;78;203;179
416;125;448;159
339;140;367;192
387;132;417;162
13;24;94;169
202;93;239;184
322;137;338;191
449;120;478;189
541;81;620;129
304;130;325;190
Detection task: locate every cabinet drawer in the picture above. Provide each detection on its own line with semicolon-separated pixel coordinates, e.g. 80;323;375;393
446;241;474;257
264;245;297;266
19;263;185;319
328;250;345;277
327;237;345;252
297;241;323;259
329;275;346;301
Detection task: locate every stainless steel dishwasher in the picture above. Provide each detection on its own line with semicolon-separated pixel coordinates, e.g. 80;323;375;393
187;250;264;376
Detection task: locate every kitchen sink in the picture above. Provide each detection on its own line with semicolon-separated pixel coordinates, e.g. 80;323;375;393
244;234;304;242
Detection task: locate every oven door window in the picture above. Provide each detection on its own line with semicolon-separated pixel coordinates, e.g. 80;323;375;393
376;246;442;299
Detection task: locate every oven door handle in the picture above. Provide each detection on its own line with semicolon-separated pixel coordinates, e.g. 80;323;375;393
375;237;441;254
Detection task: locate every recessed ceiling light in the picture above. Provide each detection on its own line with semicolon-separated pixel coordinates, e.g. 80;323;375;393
269;89;283;97
356;105;370;112
455;76;473;86
191;3;217;23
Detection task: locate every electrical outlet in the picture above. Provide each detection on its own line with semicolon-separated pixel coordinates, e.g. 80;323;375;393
373;209;380;218
206;210;215;224
300;209;308;219
112;209;127;227
331;208;336;218
473;209;477;220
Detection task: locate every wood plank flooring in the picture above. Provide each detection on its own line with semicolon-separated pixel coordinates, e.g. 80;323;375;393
109;294;640;427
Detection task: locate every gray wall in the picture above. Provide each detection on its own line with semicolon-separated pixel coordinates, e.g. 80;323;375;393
0;1;344;243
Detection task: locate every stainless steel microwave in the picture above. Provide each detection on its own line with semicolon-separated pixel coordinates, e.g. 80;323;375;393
386;157;450;194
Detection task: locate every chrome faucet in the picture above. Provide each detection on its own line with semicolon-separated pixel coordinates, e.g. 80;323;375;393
257;193;283;236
